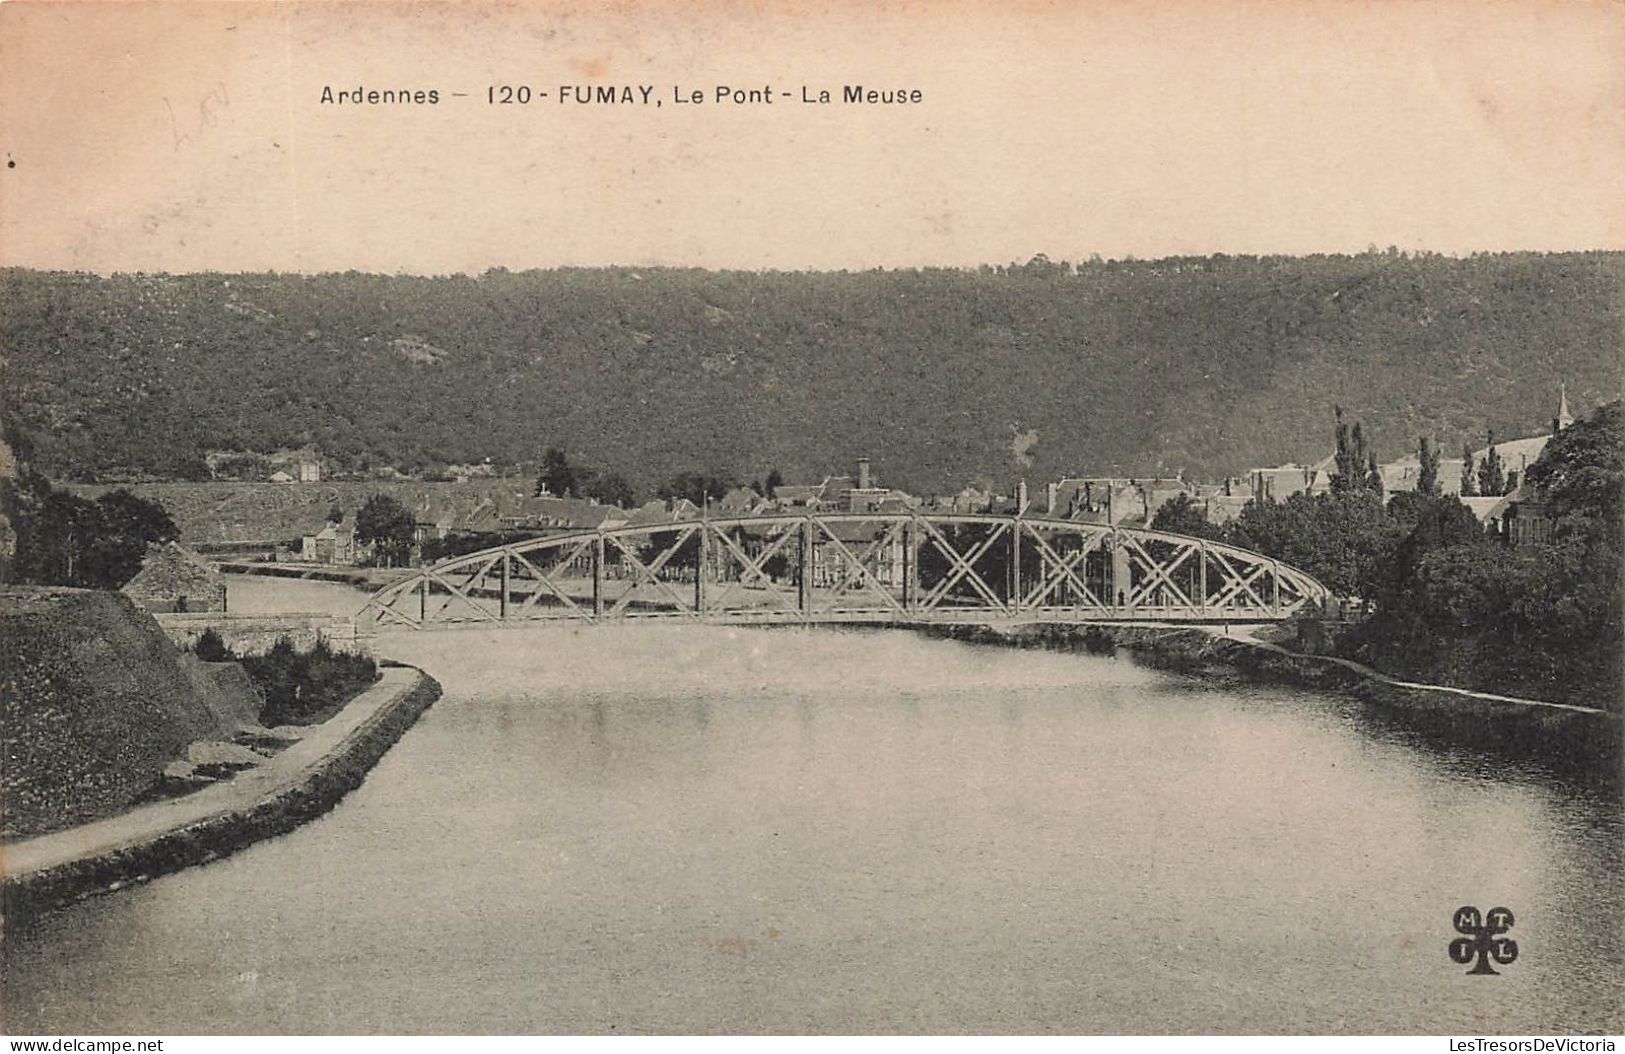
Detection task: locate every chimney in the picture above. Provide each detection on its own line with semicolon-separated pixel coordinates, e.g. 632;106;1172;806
857;456;871;490
1016;479;1029;513
1045;481;1059;515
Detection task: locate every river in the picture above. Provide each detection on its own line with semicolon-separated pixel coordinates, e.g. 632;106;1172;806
4;576;1620;1034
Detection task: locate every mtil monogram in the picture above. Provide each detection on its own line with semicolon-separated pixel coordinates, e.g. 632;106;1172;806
1450;906;1518;976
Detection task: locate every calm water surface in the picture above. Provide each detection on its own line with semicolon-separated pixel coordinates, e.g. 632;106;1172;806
4;577;1620;1034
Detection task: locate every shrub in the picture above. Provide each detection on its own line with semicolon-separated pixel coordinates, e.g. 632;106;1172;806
193;627;232;662
240;635;378;726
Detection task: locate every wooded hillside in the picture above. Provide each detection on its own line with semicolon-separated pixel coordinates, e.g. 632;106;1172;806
3;252;1619;494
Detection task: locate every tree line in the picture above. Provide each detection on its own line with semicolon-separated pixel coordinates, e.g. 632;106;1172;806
1152;403;1623;710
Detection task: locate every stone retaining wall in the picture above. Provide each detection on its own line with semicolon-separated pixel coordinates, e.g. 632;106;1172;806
156;612;363;655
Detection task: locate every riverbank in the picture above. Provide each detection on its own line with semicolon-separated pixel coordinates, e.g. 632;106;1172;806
929;621;1622;777
216;561;408;590
1;665;442;919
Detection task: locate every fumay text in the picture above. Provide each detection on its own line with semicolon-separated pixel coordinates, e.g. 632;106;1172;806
553;84;925;106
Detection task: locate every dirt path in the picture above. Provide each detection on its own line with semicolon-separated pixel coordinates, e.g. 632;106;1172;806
1193;624;1610;717
2;667;424;883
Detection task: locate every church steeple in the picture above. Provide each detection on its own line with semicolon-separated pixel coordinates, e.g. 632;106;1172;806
1557;383;1574;432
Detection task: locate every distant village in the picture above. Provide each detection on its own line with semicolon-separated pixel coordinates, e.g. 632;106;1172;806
164;388;1578;574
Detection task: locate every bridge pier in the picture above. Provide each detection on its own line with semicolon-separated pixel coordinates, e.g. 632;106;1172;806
1111;534;1132;615
500;553;509;620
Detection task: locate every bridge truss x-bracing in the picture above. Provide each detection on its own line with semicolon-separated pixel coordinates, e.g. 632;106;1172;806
358;512;1332;630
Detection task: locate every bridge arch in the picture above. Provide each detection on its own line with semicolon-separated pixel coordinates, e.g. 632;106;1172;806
359;511;1331;630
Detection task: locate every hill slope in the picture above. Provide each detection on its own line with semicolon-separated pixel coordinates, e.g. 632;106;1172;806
3;253;1620;494
0;588;222;837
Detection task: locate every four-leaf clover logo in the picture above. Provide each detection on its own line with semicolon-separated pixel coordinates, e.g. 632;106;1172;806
1449;906;1518;975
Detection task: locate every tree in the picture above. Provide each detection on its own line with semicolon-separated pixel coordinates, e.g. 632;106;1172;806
1346;403;1625;711
1331;408;1381;493
1460;443;1478;496
535;448;577;497
84;488;180;587
1149;493;1224;541
194;626;233;662
354;494;415;567
1524;400;1623;533
579;470;635;508
1417;437;1441;497
1476;431;1506;496
1379;494;1485;600
1226;490;1398;598
1;471;176;588
658;471;734;507
1365;450;1384;495
1331;408;1359;492
326;504;344;524
765;469;784;498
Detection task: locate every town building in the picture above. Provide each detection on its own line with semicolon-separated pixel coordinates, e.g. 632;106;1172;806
1041;476;1194;527
299;522;357;564
1379;387;1574;496
1244;457;1335;502
769;458;916;515
715;486;768;517
1499;487;1556;546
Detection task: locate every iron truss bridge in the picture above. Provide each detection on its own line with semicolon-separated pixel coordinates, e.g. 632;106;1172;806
359;512;1331;630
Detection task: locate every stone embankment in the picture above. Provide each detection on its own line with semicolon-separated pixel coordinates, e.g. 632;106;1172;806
2;666;441;917
215;561;406;589
928;621;1620;774
156;610;363;655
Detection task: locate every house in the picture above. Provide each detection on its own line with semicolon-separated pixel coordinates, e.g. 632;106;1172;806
524;496;621;532
716;486;767;516
772;484;824;508
1460;495;1514;534
299;523;357;564
1381;388;1573;496
1498;484;1558;546
268;470;295;484
768;458;914;514
297;459;321;483
1202;494;1253;526
806;518;907;587
1042;476;1193;527
1246;462;1324;502
410;497;462;542
122;542;228;613
936;486;991;514
1380;433;1552;496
